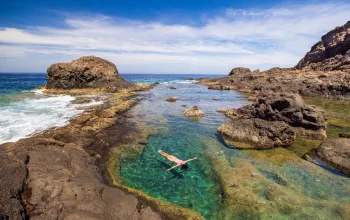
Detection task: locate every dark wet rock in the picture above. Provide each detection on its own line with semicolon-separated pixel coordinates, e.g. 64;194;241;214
314;138;350;176
296;21;350;71
169;86;176;89
47;56;132;89
183;106;204;117
229;67;251;76
185;78;194;80
218;118;296;149
339;133;350;138
166;97;177;102
0;144;27;220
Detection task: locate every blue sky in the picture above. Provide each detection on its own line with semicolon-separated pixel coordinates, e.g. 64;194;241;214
0;0;349;74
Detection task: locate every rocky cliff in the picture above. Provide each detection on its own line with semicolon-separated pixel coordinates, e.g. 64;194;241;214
296;21;350;71
47;56;131;89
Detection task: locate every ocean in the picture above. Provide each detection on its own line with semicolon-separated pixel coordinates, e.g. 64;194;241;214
0;73;224;144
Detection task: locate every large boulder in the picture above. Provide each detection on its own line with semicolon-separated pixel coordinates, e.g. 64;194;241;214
46;56;131;89
218;118;296;149
296;21;350;71
228;67;251;76
314;138;350;176
223;93;327;140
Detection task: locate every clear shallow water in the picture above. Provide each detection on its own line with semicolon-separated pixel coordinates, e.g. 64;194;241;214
120;82;249;219
119;82;350;219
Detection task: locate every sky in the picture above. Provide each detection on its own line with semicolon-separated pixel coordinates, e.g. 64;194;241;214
0;0;349;74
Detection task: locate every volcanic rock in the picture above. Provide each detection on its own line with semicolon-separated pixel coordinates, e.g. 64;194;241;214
229;67;251;76
47;56;131;89
183;106;204;117
296;21;350;71
218;118;296;149
222;93;327;140
314;138;350;176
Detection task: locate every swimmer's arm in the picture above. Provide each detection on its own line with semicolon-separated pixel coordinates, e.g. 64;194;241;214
167;164;181;171
183;157;197;163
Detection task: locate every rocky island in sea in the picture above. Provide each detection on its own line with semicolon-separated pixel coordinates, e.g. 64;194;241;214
0;21;350;220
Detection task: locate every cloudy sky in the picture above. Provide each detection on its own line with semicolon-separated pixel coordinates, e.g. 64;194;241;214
0;0;349;74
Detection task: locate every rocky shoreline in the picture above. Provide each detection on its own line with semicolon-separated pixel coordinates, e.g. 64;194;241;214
0;83;165;220
0;56;207;220
198;21;350;177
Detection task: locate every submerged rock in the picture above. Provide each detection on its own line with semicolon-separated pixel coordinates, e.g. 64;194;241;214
166;97;177;102
218;118;296;149
184;106;204;117
314;138;350;176
47;56;131;89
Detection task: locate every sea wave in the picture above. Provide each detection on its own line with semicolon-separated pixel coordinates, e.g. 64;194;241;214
160;79;197;84
0;92;103;144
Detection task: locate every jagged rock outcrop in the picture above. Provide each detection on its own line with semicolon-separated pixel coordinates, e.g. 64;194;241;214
222;93;327;140
314;138;350;176
183;106;205;117
47;56;131;89
229;67;251;76
296;21;350;71
218;118;296;149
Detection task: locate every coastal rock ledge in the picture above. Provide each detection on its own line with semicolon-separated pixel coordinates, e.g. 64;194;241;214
47;56;131;89
314;138;350;176
217;93;327;149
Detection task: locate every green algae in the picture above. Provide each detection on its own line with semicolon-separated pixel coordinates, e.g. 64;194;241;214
288;138;323;157
111;84;350;220
202;136;350;220
305;97;350;138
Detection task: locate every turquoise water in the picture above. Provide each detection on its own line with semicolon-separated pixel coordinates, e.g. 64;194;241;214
120;82;249;219
119;81;350;219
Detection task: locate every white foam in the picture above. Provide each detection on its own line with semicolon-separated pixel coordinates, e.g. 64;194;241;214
0;93;103;144
32;89;44;95
161;80;198;84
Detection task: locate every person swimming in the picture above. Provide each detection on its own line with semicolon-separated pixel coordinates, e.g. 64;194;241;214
158;150;197;171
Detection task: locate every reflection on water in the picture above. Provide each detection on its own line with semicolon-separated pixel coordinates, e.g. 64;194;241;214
119;83;350;219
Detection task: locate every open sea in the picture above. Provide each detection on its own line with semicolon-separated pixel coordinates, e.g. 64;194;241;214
0;73;223;144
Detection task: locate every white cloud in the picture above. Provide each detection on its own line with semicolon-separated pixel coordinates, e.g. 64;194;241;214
0;2;349;73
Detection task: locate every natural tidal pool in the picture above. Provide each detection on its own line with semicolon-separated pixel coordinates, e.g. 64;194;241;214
118;82;350;219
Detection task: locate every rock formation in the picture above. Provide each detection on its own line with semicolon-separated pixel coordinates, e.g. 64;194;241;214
198;22;350;100
314;138;350;176
183;106;205;117
223;93;327;140
47;56;131;89
217;93;327;149
296;21;350;71
229;67;251;76
218;118;296;149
